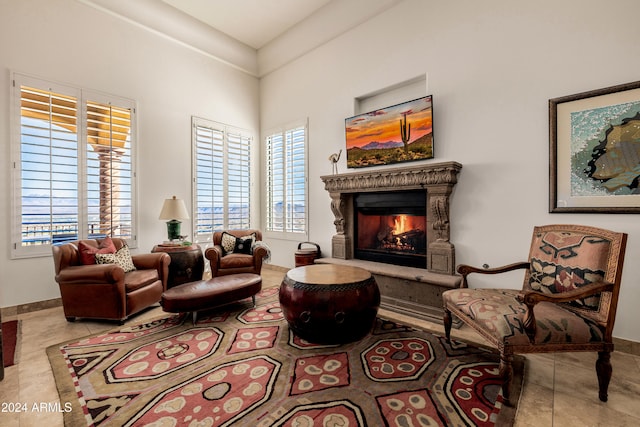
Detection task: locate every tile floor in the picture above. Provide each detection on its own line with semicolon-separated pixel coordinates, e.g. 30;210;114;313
1;267;639;426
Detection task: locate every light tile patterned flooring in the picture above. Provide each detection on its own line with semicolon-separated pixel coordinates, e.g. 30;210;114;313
1;266;639;426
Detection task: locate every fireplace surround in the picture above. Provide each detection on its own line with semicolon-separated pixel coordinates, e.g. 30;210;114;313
320;161;462;274
320;161;463;322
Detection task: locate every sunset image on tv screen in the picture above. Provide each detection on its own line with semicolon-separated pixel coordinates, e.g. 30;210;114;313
345;95;433;168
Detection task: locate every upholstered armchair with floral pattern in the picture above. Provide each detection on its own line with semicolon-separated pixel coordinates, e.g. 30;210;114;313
442;224;627;405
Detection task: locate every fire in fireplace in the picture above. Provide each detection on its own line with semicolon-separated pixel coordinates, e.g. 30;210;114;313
354;190;427;268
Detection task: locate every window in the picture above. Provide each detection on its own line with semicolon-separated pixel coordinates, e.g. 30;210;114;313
265;121;308;237
11;73;136;258
192;117;252;243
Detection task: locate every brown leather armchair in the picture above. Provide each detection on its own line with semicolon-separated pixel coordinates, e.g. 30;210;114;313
52;238;170;323
205;230;268;278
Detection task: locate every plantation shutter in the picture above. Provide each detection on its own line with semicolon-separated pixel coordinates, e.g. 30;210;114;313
227;130;252;229
85;99;134;240
12;73;138;258
286;126;306;233
266;132;285;232
194;122;225;240
17;83;80;254
193;117;252;243
265;122;307;235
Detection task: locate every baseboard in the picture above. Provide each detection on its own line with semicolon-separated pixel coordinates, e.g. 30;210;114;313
2;297;63;318
613;337;640;356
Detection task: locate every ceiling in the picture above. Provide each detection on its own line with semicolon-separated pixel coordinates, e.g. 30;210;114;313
161;0;334;49
82;0;401;76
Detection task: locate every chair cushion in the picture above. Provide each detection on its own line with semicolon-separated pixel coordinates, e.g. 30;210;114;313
221;232;257;255
443;288;605;347
233;235;254;254
526;229;611;311
78;237;116;265
220;232;237;254
219;253;254;269
124;269;160;293
95;245;137;273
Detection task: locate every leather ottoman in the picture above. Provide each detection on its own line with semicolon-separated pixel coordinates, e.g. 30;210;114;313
161;273;262;323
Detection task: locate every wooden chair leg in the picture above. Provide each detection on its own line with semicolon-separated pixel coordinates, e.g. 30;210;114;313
499;353;514;406
596;350;612;402
443;307;453;343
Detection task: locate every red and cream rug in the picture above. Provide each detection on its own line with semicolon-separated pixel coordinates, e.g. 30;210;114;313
47;287;524;426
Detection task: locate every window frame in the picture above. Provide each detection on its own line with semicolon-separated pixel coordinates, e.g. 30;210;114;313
10;72;138;258
191;116;253;245
263;119;309;241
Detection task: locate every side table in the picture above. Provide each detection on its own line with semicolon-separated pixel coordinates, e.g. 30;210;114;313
152;244;204;289
279;264;380;344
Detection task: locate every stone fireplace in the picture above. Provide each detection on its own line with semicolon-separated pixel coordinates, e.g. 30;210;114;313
320;161;462;274
319;161;463;322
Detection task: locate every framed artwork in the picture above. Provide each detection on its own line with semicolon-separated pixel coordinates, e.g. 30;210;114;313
345;95;433;168
550;80;640;213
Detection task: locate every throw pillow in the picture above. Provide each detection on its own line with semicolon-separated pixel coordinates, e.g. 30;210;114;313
95;244;137;273
220;232;237;255
78;237;117;265
233;235;254;254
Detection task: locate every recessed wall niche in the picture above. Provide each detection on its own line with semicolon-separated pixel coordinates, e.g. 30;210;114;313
353;74;428;115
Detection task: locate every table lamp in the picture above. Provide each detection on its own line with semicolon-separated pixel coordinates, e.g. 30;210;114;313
159;196;190;241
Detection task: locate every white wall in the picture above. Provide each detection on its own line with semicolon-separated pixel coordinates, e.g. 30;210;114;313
0;0;259;307
260;0;640;342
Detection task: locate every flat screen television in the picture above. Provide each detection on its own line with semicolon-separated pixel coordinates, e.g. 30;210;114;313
345;95;433;168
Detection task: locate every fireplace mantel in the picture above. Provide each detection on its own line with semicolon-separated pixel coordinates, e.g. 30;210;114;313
321;161;462;194
321;161;462;275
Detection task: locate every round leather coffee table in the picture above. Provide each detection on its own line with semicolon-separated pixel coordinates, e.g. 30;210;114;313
279;264;380;344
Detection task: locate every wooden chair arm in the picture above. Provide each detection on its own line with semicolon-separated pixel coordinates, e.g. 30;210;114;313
456;262;529;288
517;281;614;305
515;280;614;342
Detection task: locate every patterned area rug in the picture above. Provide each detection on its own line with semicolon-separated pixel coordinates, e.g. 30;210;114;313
47;287;524;426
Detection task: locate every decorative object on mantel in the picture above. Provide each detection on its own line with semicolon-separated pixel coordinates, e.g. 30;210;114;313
550;80;640;213
328;149;342;174
158;196;190;240
345;96;433;168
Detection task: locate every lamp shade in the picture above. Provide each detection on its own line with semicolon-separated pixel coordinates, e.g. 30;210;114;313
159;196;190;220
